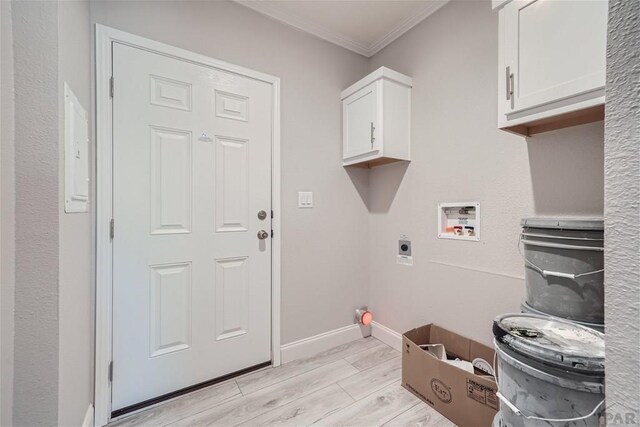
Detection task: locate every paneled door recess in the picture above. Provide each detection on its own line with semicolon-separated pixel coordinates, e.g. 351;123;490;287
112;43;272;411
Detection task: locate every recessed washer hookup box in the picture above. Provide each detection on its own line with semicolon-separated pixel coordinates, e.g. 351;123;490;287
402;324;498;427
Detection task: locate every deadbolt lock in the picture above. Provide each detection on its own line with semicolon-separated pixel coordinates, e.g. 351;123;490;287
257;210;267;220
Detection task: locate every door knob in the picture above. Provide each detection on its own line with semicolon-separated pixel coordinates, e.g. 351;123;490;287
257;230;269;240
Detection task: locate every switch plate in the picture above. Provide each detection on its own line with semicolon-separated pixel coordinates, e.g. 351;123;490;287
298;192;313;208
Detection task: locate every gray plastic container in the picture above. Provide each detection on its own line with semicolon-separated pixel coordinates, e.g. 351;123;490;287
520;218;604;324
493;314;605;427
520;301;604;333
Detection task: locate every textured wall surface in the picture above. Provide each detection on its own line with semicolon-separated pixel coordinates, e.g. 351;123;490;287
90;0;371;344
367;0;605;344
57;1;93;425
1;1;16;425
11;1;60;425
604;0;640;420
3;2;625;424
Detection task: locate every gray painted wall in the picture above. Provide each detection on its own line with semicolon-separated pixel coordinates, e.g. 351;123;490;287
367;0;604;344
3;1;94;425
1;1;16;425
5;0;637;424
11;1;61;425
4;1;370;422
604;0;640;420
90;0;372;345
57;1;93;425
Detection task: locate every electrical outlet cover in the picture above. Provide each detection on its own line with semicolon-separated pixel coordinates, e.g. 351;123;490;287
399;240;412;256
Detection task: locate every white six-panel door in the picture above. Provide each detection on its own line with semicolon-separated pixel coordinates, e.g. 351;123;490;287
112;43;272;410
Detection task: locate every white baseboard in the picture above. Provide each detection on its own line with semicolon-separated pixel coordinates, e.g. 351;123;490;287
371;321;403;351
82;404;94;427
280;324;364;364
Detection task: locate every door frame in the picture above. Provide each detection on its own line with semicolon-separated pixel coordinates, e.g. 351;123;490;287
95;24;281;426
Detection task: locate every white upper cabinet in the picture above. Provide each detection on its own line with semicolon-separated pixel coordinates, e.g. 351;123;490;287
342;67;412;167
344;82;378;161
496;0;607;136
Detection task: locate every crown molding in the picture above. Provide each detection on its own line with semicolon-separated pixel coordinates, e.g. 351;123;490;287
234;0;450;58
367;1;448;56
235;0;372;56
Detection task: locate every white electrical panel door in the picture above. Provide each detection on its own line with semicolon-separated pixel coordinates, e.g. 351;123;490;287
64;83;89;213
111;43;272;411
504;0;607;113
343;82;378;162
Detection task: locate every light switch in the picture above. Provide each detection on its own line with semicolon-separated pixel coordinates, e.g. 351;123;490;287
298;192;313;208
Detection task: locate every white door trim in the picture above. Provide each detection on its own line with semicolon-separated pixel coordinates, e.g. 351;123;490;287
95;24;281;427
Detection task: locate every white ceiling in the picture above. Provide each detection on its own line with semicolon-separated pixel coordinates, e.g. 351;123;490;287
235;0;449;57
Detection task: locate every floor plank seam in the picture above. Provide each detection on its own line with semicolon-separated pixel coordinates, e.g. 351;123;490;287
110;338;416;427
237;339;383;397
235;380;245;397
159;393;245;427
339;359;365;383
175;359;359;426
344;343;398;372
386;402;422;425
347;377;401;403
342;356;360;372
237;360;339;397
335;382;357;402
309;382;418;427
333;339;386;366
238;382;351;427
347;353;400;374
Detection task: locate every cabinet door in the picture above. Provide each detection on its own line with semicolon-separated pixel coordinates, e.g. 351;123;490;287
343;82;378;161
504;0;607;113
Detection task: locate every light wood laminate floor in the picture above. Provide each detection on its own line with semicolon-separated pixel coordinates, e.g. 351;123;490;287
108;337;457;427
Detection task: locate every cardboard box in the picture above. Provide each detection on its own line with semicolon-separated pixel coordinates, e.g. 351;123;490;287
402;324;498;427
